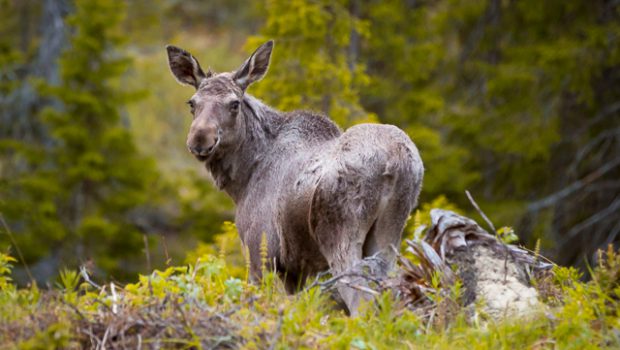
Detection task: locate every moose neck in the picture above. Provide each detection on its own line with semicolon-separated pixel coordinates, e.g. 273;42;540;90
206;94;283;202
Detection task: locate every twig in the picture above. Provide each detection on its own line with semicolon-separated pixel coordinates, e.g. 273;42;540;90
305;254;387;292
161;234;171;266
143;234;151;272
0;213;35;283
191;257;201;281
306;270;382;293
80;266;101;290
345;283;381;296
110;282;119;314
465;191;510;282
304;270;333;290
81;328;102;349
99;326;111;350
465;190;496;234
517;245;556;266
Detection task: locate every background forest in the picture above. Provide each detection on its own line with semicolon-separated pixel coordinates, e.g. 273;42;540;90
1;0;619;285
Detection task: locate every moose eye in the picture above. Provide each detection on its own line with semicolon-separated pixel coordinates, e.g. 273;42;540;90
186;100;195;113
229;100;240;113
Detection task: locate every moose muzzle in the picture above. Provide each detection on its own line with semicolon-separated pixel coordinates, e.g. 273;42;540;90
187;124;220;160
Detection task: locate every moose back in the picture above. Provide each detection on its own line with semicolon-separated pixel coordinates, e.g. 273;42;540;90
166;40;424;315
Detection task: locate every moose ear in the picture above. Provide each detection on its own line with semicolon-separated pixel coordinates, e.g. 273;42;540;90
233;40;274;91
166;45;209;89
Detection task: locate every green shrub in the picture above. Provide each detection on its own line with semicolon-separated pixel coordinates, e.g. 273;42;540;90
0;243;617;349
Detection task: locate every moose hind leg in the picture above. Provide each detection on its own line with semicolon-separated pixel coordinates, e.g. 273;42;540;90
309;197;375;315
362;169;419;278
362;198;410;276
322;229;369;316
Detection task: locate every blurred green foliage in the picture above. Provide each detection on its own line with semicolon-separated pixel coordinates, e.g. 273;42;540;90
0;0;233;283
0;0;164;281
247;0;377;126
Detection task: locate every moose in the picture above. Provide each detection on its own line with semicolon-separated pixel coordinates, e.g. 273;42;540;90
166;40;424;315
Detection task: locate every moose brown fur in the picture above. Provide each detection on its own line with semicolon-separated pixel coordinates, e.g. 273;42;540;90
166;40;424;315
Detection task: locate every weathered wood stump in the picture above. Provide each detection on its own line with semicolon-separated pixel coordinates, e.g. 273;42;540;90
395;209;553;320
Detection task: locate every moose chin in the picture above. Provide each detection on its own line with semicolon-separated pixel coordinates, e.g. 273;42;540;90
166;40;424;316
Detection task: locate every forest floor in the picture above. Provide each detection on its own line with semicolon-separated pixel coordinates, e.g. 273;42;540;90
0;211;619;349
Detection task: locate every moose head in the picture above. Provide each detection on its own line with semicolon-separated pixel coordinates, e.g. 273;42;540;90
166;41;274;161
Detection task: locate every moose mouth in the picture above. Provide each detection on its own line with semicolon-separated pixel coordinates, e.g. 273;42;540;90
193;137;220;162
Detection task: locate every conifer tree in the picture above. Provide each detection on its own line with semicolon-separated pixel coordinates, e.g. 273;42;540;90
1;0;161;282
246;0;376;127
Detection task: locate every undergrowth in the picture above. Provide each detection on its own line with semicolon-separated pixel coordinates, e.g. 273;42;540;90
0;241;618;350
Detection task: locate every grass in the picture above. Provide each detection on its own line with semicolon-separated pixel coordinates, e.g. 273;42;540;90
0;242;618;349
